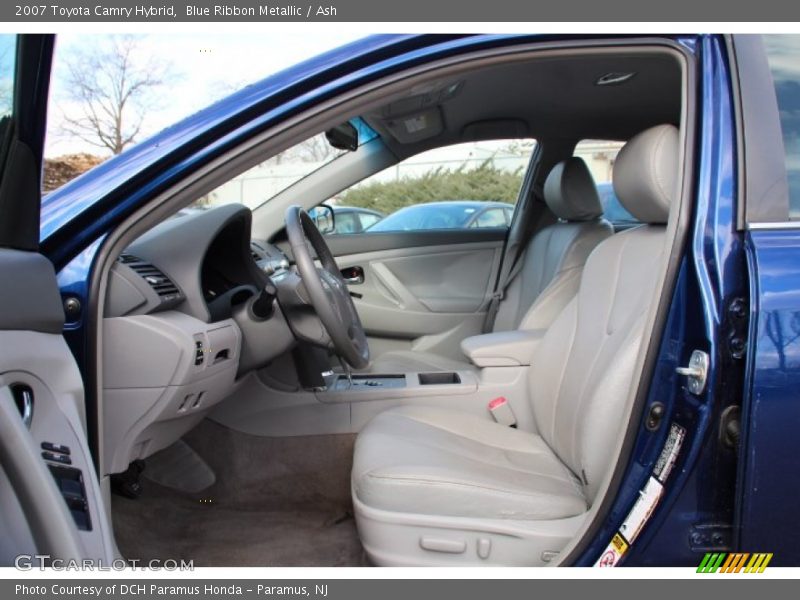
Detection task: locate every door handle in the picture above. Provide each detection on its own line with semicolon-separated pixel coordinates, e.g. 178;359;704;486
341;266;364;285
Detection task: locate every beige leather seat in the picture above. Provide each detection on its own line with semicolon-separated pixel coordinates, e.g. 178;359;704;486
367;157;613;373
352;124;679;566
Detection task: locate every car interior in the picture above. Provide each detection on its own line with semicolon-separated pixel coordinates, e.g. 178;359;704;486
0;40;690;567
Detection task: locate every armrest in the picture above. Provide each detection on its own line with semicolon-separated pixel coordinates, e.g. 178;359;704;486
460;329;547;368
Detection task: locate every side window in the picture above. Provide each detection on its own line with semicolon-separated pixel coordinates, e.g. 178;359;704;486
472;207;509;228
334;212;358;234
358;212;382;231
0;35;16;158
321;139;536;234
764;35;800;220
573;139;638;226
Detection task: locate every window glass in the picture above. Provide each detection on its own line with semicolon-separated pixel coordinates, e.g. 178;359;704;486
334;212;358;234
358;212;382;230
41;33;363;194
573;139;638;225
189;118;377;212
325;139;536;234
0;35;16;152
473;207;509;228
764;34;800;220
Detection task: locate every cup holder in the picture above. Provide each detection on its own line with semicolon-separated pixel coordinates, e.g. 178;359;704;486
418;372;461;385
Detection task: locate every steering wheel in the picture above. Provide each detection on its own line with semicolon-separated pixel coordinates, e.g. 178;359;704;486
285;205;370;369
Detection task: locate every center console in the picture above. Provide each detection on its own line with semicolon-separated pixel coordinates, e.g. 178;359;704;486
321;369;476;403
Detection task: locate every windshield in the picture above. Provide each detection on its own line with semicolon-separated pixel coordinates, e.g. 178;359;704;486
190;118;377;211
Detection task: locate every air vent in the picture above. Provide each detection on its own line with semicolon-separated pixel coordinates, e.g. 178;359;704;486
128;261;181;302
118;253;142;264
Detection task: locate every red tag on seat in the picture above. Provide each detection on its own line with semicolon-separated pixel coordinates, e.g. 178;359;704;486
488;396;507;410
488;397;516;427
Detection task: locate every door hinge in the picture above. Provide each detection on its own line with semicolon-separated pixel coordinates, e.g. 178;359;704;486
726;297;749;360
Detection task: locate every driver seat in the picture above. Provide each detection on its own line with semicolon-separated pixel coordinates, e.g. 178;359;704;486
351;124;679;566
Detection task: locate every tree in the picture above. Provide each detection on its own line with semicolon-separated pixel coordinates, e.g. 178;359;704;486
59;35;172;155
0;47;12;116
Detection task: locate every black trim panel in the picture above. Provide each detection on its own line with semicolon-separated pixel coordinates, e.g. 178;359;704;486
306;228;507;258
0;249;64;333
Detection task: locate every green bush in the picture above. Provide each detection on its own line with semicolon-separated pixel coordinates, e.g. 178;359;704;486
337;160;523;214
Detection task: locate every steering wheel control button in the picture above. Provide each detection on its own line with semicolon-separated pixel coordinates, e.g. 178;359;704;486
41;441;71;455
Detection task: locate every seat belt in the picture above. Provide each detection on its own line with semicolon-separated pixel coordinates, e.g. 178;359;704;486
482;246;526;333
482;180;550;333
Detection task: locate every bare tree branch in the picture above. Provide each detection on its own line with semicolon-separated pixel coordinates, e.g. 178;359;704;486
57;35;176;155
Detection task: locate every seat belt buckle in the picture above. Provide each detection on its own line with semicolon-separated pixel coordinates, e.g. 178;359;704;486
488;397;517;428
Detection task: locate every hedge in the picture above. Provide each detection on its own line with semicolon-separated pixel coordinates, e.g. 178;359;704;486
337;160;523;214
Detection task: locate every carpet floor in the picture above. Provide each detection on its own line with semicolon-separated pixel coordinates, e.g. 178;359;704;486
112;419;367;567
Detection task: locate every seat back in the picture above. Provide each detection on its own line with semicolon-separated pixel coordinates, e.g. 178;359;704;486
526;124;679;502
493;157;613;332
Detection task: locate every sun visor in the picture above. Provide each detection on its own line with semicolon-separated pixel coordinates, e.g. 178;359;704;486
383;107;444;144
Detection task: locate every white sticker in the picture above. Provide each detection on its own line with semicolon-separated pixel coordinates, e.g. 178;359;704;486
654;423;686;483
619;476;664;545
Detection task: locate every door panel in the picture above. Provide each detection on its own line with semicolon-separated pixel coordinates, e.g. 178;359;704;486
738;230;800;564
330;232;505;359
0;35;114;564
0;250;115;562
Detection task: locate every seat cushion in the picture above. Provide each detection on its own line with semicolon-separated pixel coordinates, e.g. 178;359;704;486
364;350;475;374
352;405;587;521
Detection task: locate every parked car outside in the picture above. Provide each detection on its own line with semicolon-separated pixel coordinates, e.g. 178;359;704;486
366;200;514;232
329;205;385;233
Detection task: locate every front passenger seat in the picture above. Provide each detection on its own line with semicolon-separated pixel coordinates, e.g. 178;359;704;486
367;157;613;373
351;124;679;566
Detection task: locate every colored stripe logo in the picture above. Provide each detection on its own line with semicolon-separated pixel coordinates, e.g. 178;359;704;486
697;552;773;573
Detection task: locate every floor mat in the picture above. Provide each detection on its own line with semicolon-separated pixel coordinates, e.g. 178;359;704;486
142;439;215;494
112;419;367;567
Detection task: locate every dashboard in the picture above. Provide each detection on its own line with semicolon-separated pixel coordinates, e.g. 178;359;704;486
105;204;290;322
101;204;296;476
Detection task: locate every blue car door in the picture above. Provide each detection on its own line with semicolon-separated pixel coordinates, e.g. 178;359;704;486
732;34;800;565
0;34;108;563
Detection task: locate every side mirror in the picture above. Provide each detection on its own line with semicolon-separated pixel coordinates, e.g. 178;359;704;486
308;204;336;235
325;122;359;152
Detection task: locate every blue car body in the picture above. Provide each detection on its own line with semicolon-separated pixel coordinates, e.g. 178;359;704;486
31;33;800;566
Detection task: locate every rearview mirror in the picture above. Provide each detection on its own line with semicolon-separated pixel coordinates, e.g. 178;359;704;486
308;204;336;235
325;122;359;152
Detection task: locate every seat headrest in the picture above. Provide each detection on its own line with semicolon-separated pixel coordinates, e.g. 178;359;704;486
543;157;603;222
613;124;679;224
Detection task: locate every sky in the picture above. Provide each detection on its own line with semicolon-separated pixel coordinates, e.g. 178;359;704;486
44;32;363;157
